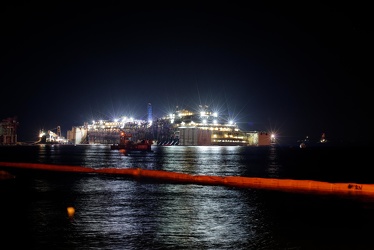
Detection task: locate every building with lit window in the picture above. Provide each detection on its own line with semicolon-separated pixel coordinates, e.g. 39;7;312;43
0;117;18;145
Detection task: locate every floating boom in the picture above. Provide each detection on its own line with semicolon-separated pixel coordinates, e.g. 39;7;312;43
0;161;372;196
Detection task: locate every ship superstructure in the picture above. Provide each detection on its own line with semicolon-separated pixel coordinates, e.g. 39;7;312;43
67;117;153;145
67;104;273;146
161;105;271;146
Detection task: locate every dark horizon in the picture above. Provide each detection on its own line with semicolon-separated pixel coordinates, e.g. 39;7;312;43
1;3;371;145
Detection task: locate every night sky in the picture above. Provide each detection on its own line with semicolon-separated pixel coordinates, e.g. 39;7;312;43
1;3;371;145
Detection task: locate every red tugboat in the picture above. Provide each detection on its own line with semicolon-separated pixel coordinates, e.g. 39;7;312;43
110;131;153;152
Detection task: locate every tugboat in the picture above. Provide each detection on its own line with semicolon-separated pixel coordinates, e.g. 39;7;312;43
110;131;153;152
319;132;327;143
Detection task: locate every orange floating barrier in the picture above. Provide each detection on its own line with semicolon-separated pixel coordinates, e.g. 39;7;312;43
1;161;374;196
194;175;225;185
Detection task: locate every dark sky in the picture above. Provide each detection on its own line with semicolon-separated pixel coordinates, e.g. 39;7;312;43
1;3;371;145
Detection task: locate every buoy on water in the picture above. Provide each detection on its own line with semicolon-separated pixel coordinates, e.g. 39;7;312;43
67;206;75;218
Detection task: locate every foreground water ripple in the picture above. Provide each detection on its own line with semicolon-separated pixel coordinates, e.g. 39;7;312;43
1;144;374;249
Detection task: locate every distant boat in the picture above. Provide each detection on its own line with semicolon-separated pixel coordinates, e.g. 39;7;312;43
110;140;153;151
319;133;327;143
298;136;310;148
299;133;329;148
110;131;153;152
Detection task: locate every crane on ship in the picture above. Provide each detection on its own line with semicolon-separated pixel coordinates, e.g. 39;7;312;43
48;126;62;137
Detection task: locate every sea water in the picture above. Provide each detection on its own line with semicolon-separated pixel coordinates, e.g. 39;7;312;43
0;144;373;249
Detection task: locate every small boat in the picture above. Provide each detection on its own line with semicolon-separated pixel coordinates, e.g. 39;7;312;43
110;131;153;152
319;132;327;143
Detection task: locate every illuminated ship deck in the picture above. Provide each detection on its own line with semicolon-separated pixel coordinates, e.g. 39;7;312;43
66;105;274;146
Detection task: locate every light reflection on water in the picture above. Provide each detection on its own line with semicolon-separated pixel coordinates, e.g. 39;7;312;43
65;177;270;249
1;144;374;249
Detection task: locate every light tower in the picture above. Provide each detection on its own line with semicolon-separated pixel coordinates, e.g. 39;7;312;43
147;103;153;124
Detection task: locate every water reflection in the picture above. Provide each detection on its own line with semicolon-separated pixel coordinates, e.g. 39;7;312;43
266;144;281;178
2;144;372;249
68;174;270;248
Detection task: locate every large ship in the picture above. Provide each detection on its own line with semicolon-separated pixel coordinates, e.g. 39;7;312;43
160;105;273;146
66;104;274;146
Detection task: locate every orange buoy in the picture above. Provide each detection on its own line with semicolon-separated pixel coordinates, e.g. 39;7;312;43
67;206;75;218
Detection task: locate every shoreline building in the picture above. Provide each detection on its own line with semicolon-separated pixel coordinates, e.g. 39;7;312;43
0;117;18;145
